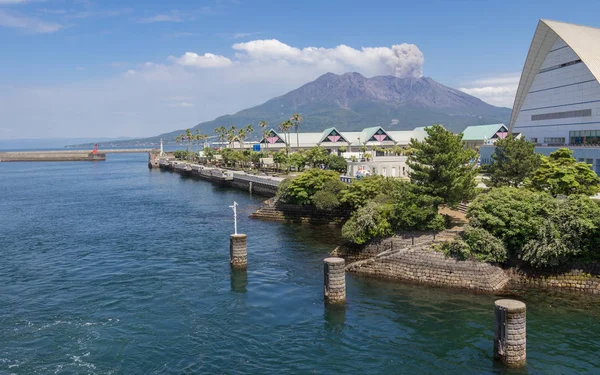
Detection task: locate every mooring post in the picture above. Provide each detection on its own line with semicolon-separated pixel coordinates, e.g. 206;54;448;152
230;234;247;269
249;181;253;194
494;299;526;367
324;257;345;304
229;201;247;268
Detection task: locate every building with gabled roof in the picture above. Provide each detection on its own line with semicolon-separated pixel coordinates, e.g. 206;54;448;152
462;124;510;149
257;125;429;151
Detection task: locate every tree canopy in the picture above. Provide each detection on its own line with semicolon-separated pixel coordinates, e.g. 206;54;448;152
526;148;600;196
488;135;540;188
407;124;479;207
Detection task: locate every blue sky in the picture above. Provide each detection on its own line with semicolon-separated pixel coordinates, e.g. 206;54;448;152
1;0;600;139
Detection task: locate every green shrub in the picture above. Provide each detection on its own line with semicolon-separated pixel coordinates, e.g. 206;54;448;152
439;240;471;261
467;187;554;256
276;178;293;202
279;169;341;205
392;186;446;232
521;195;600;267
339;175;405;209
311;179;347;211
461;226;507;263
341;201;394;245
327;155;348;174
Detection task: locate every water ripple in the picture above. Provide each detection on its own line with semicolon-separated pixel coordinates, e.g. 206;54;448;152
1;154;600;374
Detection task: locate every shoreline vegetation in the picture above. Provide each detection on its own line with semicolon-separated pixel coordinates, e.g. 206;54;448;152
171;118;600;294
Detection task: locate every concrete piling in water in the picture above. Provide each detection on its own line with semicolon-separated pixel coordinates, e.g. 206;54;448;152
494;299;526;367
324;257;345;304
230;234;247;269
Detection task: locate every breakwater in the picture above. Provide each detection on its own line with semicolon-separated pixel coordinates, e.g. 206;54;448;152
0;151;106;162
159;160;282;197
0;149;153;162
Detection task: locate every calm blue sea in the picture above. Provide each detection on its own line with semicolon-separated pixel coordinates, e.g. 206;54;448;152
1;153;599;374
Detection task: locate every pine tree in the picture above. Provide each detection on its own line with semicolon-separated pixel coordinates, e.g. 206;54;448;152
407;124;479;208
488;135;540;187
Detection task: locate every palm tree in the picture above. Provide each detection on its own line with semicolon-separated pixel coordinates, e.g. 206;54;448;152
258;120;268;150
279;120;293;155
238;128;246;150
185;129;193;151
194;129;201;152
291;113;303;149
227;126;237;149
215;126;228;150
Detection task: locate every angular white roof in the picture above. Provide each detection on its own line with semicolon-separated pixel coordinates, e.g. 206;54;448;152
509;19;600;131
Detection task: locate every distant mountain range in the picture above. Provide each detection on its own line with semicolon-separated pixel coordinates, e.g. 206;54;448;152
71;72;511;147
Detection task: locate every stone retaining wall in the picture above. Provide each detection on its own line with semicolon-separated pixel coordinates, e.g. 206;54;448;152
249;199;349;225
340;232;600;295
346;246;510;292
508;266;600;294
332;230;461;263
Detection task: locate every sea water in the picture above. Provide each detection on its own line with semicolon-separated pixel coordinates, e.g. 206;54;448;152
1;154;599;374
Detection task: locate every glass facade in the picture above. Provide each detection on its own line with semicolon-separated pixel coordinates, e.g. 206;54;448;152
569;130;600;145
544;137;566;145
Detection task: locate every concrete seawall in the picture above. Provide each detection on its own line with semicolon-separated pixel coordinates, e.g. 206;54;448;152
159;160;281;197
0;151;106;162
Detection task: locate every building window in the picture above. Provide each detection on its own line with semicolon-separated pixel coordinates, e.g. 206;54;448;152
531;138;538;143
532;109;591;121
538;59;582;74
569;130;600;145
543;137;566;145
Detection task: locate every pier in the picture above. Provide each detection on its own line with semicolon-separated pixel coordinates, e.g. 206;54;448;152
0;149;153;162
159;160;283;197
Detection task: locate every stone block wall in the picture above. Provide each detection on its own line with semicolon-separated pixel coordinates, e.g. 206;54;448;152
249;200;349;225
508;265;600;294
346;246;510;292
332;230;461;263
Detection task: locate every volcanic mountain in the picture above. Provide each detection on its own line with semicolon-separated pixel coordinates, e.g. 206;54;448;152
87;72;511;146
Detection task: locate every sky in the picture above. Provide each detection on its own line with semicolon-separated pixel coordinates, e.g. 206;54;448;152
1;0;600;140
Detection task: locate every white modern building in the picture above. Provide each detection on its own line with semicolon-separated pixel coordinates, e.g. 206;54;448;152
481;19;600;173
258;126;429;152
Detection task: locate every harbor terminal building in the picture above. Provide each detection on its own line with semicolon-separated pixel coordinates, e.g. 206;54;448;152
480;19;600;174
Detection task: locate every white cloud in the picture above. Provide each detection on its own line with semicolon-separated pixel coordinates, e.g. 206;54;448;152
169;52;233;68
459;73;521;107
230;39;424;78
0;39;427;139
0;10;62;33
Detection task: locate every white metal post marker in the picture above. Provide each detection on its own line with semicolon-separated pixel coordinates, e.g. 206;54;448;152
229;201;238;235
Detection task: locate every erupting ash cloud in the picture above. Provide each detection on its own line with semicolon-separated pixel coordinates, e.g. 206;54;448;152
170;39;425;79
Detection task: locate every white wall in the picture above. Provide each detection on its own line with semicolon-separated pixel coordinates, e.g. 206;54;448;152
346;156;409;178
513;37;600;144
